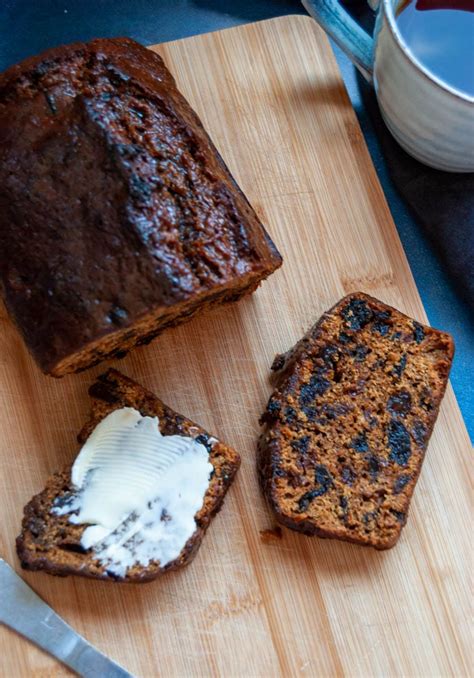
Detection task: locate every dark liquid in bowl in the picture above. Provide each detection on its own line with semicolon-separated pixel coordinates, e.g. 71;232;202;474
395;0;474;97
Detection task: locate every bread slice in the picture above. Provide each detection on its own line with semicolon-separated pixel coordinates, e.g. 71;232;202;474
17;369;240;582
258;293;453;549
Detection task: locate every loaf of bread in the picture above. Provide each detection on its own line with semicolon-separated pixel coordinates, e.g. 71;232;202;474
258;293;453;549
17;369;240;582
0;38;282;376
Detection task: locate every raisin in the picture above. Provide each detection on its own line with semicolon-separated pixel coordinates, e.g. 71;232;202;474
372;322;390;336
266;398;281;417
392;354;407;378
320;345;339;364
372;310;392;336
350;432;369;453
393;474;411;494
341;466;356;486
107;305;128;326
195;434;213;453
387;420;411;465
314;465;333;492
413;322;425;344
52;491;75;509
339;495;349;520
302;406;317;422
321;403;351;420
291;436;310;453
363;511;377;525
390;509;406;524
366;454;380;480
351;345;370;362
297;490;320;512
363;410;379;428
412;421;427;446
299;384;315;407
297;465;333;511
299;374;330;406
387;390;412;417
338;332;352;344
341;299;374;330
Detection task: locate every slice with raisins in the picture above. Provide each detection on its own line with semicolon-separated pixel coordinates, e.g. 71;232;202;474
258;292;453;549
17;369;240;581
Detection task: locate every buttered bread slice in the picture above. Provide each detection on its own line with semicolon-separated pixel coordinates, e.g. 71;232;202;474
17;369;240;582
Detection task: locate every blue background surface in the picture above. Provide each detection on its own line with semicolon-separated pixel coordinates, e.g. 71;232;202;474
1;0;472;438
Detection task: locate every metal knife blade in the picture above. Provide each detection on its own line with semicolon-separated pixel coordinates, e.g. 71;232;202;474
0;559;134;677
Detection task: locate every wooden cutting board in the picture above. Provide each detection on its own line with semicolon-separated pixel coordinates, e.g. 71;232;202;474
0;15;470;677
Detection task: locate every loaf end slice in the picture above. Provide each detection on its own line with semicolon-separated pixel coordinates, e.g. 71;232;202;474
17;369;240;581
258;292;453;549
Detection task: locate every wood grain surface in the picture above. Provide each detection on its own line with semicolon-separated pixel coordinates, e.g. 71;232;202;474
0;15;470;677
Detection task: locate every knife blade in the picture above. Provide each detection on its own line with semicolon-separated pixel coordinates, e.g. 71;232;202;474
0;559;134;677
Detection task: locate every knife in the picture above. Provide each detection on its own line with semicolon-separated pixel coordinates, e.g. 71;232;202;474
0;558;134;677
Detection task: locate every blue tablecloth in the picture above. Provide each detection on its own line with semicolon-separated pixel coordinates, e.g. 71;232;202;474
1;0;472;438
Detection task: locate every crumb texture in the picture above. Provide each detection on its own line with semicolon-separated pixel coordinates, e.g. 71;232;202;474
16;369;240;582
0;38;281;376
258;293;453;549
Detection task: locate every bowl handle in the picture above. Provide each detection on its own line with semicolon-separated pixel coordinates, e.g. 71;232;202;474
302;0;375;81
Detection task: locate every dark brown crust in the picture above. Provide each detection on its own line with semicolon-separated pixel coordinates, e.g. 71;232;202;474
258;292;454;550
0;38;282;377
16;369;240;582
